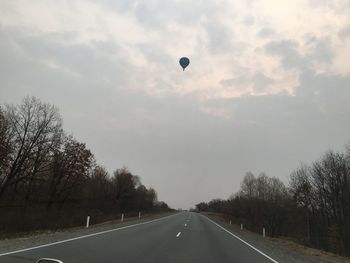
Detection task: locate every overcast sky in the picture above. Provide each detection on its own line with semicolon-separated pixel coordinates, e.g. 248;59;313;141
1;0;350;209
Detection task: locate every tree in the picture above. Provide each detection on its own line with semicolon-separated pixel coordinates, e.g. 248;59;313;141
240;172;256;198
256;173;269;201
0;97;62;202
82;165;114;211
310;151;350;253
112;167;140;211
195;202;209;212
135;185;157;210
0;97;171;235
0;107;12;189
290;164;313;242
88;166;112;200
47;136;93;208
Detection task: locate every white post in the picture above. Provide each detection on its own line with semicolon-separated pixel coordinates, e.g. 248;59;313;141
229;220;232;225
139;211;141;219
241;224;243;230
121;213;124;222
263;227;266;238
86;216;90;228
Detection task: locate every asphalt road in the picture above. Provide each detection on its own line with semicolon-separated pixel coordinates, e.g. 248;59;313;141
0;212;278;263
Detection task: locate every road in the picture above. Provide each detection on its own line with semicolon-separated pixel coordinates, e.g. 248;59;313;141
0;212;278;263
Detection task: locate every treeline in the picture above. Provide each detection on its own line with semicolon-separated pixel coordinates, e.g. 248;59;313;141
196;146;350;256
0;97;170;234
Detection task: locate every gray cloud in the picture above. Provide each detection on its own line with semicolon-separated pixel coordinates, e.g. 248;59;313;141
338;25;350;40
1;0;350;209
242;16;255;26
304;36;334;64
264;36;336;74
102;0;224;30
220;72;274;93
257;27;276;38
252;73;275;92
265;39;304;69
17;36;129;83
205;71;350;178
205;21;233;54
137;42;173;65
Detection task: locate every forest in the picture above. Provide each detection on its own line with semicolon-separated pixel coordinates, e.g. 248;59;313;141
0;97;170;234
196;145;350;256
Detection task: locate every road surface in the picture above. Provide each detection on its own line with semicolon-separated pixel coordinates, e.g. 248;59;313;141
0;212;278;263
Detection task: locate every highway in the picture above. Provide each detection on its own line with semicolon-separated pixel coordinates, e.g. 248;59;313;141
0;212;278;263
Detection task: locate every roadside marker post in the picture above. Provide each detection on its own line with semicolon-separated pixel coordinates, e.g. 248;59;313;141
241;224;243;230
86;216;90;228
205;216;279;263
121;213;124;222
263;227;266;238
0;213;177;258
139;211;141;219
229;220;232;225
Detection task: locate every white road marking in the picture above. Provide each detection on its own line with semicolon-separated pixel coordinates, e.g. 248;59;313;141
184;224;187;227
204;216;279;263
0;213;178;257
176;232;181;237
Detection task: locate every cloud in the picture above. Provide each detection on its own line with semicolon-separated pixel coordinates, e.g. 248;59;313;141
220;72;275;94
306;37;333;63
339;25;350;40
257;27;276;38
205;21;233;54
252;73;275;92
242;16;255;26
101;0;225;29
1;0;350;208
265;40;304;70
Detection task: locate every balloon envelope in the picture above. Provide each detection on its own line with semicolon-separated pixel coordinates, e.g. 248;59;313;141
179;57;190;70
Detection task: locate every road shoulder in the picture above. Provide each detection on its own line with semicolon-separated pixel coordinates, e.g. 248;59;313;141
202;212;349;263
0;212;176;255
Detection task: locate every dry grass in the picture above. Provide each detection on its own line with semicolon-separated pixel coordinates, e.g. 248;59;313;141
0;210;175;240
270;237;350;263
203;212;350;263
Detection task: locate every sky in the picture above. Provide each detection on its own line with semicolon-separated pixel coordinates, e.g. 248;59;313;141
1;0;350;209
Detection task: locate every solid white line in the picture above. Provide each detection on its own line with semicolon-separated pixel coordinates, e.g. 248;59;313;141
176;232;181;237
204;216;279;263
0;213;177;257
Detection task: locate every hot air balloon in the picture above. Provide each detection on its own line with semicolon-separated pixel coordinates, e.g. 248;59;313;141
179;57;190;71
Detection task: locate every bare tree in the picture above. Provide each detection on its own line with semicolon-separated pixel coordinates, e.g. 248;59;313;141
135;185;157;210
256;173;270;200
83;165;114;211
290;164;313;242
47;136;93;208
240;172;256;198
0;97;62;202
112;167;141;211
311;151;350;253
0;97;171;234
0;107;12;188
